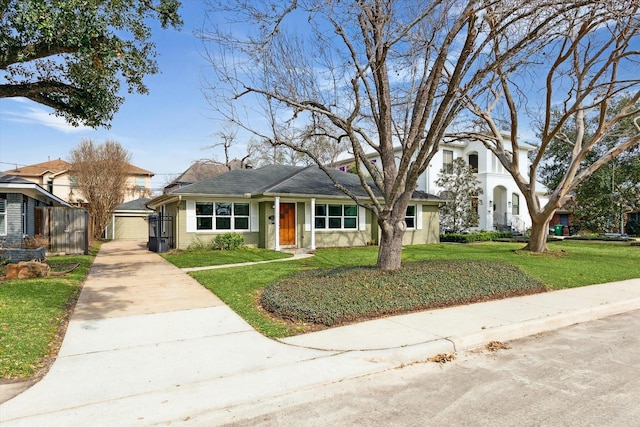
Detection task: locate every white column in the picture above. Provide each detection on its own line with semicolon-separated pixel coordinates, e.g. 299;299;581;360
274;197;280;251
310;198;316;250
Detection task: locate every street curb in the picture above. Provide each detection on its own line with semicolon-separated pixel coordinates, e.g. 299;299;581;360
449;297;640;353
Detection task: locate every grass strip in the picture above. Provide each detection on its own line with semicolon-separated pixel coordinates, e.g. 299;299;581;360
162;247;292;268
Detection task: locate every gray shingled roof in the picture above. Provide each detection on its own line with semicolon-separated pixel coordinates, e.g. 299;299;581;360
0;174;35;184
172;165;438;200
115;198;153;211
175;164;302;195
266;166;380;198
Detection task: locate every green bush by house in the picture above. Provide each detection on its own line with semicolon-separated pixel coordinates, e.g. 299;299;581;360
440;231;513;243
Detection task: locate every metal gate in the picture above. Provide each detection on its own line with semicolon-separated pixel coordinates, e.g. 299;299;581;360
148;214;174;253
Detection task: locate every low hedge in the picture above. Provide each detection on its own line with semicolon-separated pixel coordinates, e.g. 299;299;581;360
440;231;513;243
563;235;632;242
260;260;546;327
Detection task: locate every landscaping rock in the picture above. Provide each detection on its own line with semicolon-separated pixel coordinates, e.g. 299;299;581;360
5;261;51;279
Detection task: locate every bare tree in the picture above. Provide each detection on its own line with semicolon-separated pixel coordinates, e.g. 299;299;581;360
69;139;131;240
459;2;640;251
247;137;308;167
201;0;606;270
247;121;348;168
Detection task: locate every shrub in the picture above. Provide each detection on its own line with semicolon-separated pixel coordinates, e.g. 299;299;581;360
440;231;512;243
260;260;546;327
213;233;245;250
23;235;48;249
186;233;245;251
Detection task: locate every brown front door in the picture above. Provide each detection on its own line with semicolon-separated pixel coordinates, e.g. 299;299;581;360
279;203;296;246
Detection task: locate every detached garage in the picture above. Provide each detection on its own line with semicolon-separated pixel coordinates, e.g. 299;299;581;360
106;198;153;240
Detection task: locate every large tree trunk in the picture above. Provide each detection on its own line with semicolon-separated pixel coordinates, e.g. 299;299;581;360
523;214;553;252
377;219;406;271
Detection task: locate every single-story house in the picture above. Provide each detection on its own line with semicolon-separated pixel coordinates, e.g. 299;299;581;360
145;165;443;251
0;174;72;247
105;198;154;240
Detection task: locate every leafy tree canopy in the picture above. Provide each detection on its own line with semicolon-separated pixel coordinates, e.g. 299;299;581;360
0;0;182;128
538;96;640;233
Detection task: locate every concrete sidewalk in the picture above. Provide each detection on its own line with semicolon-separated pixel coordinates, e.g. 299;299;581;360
1;240;639;426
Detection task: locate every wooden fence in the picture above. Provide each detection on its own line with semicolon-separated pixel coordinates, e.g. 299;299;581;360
35;207;89;255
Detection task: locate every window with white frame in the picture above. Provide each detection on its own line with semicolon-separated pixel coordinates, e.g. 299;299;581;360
512;193;520;215
136;177;145;191
468;153;479;173
443;150;454;174
405;205;416;229
0;199;6;236
315;204;358;229
195;202;250;231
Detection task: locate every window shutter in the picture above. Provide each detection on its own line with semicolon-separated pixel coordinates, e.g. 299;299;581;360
417;205;423;230
359;206;366;231
250;202;259;231
186;200;196;232
304;203;311;231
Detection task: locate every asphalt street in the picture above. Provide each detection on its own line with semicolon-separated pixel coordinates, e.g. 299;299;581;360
229;310;640;426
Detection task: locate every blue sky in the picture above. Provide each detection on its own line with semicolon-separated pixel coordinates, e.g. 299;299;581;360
0;3;243;193
1;4;637;194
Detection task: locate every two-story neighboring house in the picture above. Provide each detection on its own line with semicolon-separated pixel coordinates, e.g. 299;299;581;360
3;158;154;206
335;138;549;233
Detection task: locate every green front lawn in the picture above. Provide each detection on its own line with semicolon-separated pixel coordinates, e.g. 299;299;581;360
186;241;640;338
403;240;640;289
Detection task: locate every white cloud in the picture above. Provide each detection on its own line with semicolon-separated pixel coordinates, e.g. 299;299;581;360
2;99;91;133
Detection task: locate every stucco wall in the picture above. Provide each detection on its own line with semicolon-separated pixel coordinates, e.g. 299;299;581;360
302;205;373;248
402;204;440;245
169;198;440;251
175;200;260;250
